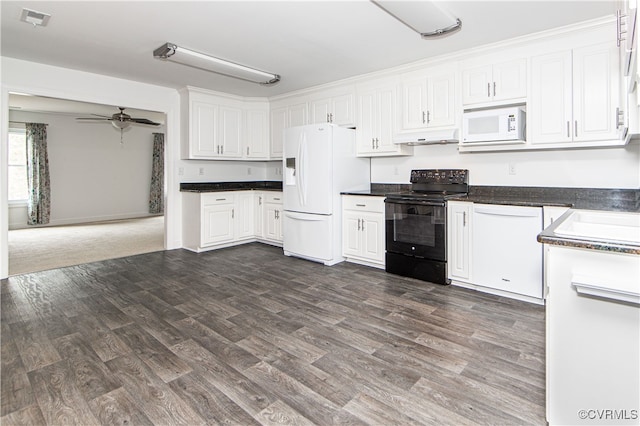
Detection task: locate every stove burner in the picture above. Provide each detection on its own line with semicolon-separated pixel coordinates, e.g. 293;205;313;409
386;169;469;203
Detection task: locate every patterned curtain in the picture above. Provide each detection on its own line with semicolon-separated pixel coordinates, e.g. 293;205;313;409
26;123;51;225
149;132;164;214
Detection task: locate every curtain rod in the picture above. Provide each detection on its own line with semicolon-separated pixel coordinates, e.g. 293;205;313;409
8;121;48;125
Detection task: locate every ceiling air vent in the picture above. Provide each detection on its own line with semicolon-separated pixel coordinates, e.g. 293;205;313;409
20;8;51;27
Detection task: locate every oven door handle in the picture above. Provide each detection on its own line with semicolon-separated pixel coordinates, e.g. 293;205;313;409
385;199;446;207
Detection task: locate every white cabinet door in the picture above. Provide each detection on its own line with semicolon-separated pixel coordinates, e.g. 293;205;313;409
376;86;397;153
447;201;472;282
356;90;377;154
342;211;362;257
263;192;283;243
400;76;428;130
246;108;269;159
529;51;573;144
202;203;235;246
462;65;493;105
400;70;455;131
530;43;620;145
492;59;527;102
356;82;411;157
332;93;355;126
264;203;280;241
573;43;620;142
311;98;332;124
311;94;354;126
427;72;456;127
288;102;308;128
218;105;242;158
191;100;218;157
462;59;526;105
236;192;254;239
254;192;264;238
361;212;384;264
270;106;287;159
341;196;385;267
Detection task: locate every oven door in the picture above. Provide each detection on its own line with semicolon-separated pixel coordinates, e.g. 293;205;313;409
385;199;446;261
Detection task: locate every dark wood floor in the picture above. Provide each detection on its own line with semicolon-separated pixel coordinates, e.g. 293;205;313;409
1;243;546;425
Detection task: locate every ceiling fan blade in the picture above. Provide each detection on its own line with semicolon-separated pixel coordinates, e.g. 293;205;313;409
130;118;161;126
90;113;112;118
76;117;111;121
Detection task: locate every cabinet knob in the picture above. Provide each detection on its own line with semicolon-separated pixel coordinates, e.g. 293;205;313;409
487;82;491;97
357;218;361;230
493;82;496;97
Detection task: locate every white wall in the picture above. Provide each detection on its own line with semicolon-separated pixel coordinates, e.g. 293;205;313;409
371;142;640;188
8;110;162;228
177;159;268;183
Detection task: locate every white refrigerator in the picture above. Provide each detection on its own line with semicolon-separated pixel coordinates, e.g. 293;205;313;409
283;123;370;265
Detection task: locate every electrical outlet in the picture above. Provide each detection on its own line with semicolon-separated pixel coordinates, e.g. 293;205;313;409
178;167;184;176
508;163;516;175
394;166;399;176
198;167;205;176
247;167;252;175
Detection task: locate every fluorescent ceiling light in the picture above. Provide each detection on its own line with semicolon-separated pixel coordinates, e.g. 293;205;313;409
153;43;280;85
373;1;461;39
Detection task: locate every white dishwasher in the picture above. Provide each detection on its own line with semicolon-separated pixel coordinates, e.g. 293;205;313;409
472;203;543;298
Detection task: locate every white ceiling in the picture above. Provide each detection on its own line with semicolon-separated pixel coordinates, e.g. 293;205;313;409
2;0;617;100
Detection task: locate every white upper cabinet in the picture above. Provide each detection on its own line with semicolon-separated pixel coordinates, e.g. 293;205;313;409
310;91;355;126
530;42;621;145
190;100;218;158
245;105;270;159
356;79;413;157
218;104;243;158
462;58;527;106
270;100;308;159
399;68;456;131
181;88;271;160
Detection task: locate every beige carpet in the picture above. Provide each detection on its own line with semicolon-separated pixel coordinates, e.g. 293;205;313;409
8;216;165;276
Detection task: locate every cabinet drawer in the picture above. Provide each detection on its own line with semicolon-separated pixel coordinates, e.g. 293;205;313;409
201;192;235;205
342;195;385;213
264;192;283;204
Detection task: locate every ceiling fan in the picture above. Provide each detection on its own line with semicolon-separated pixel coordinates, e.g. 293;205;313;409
76;107;161;130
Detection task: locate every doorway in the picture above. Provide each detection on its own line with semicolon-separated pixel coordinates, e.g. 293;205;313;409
7;94;166;275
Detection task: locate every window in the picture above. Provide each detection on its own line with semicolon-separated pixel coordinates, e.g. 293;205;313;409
8;129;28;201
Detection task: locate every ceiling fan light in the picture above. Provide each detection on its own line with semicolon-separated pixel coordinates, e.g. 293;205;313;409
153;42;280;85
112;120;130;130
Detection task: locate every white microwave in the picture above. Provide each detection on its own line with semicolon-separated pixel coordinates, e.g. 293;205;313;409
462;106;526;143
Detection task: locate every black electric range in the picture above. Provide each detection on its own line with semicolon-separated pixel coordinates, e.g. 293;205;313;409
384;169;468;284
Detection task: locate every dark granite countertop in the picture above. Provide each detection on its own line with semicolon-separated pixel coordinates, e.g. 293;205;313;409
344;184;639;212
538;209;640;255
180;181;282;193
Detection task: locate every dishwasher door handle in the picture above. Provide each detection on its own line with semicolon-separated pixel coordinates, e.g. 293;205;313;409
474;206;540;218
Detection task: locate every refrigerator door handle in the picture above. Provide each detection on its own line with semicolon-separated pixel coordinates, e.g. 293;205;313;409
284;211;328;221
298;132;308;206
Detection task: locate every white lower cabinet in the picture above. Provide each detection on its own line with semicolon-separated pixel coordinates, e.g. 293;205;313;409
201;196;235;246
342;195;385;268
447;201;472;282
183;190;282;252
263;192;284;244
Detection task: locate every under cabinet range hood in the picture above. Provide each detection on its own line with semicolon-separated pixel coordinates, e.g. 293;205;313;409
393;128;459;145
